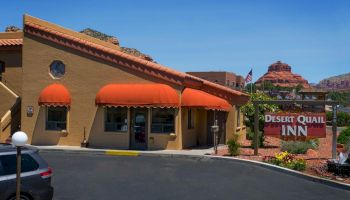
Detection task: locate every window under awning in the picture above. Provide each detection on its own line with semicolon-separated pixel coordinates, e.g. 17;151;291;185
38;84;71;106
95;84;179;108
181;88;232;111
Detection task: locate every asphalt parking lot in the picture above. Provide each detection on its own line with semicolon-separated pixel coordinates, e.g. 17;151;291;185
41;151;350;200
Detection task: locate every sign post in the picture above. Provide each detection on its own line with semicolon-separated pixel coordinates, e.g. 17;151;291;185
211;120;219;154
253;103;259;155
332;105;337;159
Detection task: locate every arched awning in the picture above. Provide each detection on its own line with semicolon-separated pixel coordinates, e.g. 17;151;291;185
38;84;71;106
181;88;232;111
95;84;179;107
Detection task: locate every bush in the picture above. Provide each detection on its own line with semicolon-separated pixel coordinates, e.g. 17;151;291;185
337;112;350;127
326;111;350;127
337;126;350;145
264;152;306;171
227;135;240;156
281;139;319;154
246;129;265;148
326;111;332;125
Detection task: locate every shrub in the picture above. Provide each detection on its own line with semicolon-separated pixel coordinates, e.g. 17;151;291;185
264;151;306;171
281;139;319;154
227;135;240;156
326;111;332;125
337;126;350;145
292;158;307;171
246;129;264;147
337;112;350;127
326;111;350;127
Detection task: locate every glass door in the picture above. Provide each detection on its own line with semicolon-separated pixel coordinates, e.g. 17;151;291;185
130;108;148;150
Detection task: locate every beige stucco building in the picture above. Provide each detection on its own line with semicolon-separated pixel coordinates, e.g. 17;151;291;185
0;15;249;150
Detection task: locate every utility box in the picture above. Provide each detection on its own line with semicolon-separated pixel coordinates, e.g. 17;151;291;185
211;125;219;132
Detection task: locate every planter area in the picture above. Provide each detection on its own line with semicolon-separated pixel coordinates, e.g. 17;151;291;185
216;128;350;184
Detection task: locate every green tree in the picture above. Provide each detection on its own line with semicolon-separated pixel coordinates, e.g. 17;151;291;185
295;84;303;92
327;92;349;106
241;92;279;146
245;83;256;93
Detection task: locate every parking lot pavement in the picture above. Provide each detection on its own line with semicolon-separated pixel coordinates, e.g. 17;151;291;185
41;151;350;200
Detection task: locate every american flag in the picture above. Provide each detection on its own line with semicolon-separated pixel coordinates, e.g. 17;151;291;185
245;69;252;83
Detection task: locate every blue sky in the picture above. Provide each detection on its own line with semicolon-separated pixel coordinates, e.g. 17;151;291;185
1;0;349;83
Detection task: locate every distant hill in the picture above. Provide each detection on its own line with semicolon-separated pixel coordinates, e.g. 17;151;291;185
317;73;350;91
80;28;154;62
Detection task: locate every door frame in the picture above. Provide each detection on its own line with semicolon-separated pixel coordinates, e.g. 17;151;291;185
129;108;149;150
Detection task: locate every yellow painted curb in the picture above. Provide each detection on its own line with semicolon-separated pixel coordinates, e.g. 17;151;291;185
105;150;139;156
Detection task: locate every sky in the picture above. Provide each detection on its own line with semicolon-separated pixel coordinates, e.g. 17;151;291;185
1;0;349;83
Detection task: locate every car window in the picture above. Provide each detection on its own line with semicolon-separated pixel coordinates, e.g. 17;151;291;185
0;154;39;175
0;162;4;176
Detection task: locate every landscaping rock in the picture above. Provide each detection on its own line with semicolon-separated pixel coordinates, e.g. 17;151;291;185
306;149;318;157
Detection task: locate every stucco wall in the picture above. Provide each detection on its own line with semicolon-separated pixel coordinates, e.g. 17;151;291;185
0;49;22;95
148;108;182;150
0;84;17;117
88;107;129;149
22;33;183;149
225;106;246;143
181;108;208;148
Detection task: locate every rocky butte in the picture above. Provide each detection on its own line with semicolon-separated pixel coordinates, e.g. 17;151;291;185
255;61;310;88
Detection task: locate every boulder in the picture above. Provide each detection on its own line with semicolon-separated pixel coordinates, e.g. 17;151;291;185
306;149;318;157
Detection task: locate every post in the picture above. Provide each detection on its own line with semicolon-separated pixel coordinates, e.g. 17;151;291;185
332;105;337;159
254;103;259;155
214;120;218;155
250;81;253;94
16;147;21;200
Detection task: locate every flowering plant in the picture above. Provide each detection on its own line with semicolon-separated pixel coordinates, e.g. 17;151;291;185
264;151;306;171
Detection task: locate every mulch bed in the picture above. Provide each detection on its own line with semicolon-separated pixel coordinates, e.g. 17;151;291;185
215;129;350;184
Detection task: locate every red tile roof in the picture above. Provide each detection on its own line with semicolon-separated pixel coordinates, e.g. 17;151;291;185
0;39;22;46
23;15;249;104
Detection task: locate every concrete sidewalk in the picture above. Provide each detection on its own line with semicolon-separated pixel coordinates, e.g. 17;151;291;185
30;145;227;156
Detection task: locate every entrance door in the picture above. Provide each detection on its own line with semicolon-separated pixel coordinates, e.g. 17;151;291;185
207;110;227;145
130;108;148;150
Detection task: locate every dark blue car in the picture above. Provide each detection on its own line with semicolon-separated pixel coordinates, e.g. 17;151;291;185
0;144;53;200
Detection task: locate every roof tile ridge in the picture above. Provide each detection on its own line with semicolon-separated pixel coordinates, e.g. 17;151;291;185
25;22;177;75
25;19;249;99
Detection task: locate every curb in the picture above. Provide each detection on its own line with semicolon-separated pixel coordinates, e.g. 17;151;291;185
36;147;350;191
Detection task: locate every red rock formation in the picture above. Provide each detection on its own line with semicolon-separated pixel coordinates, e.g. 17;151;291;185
255;61;310;88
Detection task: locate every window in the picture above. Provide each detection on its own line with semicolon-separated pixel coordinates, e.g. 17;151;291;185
105;107;128;132
188;109;195;129
0;60;4;73
0;60;4;81
236;106;241;127
151;108;175;133
46;106;67;131
0;154;39;175
50;60;65;78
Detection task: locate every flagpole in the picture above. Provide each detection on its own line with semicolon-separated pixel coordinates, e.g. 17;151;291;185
250;80;252;94
250;70;253;94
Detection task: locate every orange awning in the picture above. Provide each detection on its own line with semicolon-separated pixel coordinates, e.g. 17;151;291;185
95;84;179;107
181;88;232;111
38;84;71;106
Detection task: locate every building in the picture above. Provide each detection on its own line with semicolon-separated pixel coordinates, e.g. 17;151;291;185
0;15;249;150
255;61;310;88
186;71;245;91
